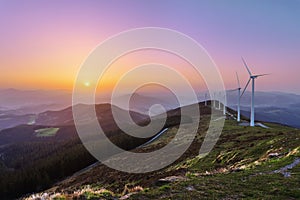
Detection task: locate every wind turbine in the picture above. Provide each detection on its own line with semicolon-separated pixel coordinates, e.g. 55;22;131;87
213;92;216;108
228;72;241;121
205;93;208;106
240;58;269;126
218;92;221;110
236;72;241;122
223;93;226;115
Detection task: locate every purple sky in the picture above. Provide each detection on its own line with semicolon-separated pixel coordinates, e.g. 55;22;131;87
0;0;300;93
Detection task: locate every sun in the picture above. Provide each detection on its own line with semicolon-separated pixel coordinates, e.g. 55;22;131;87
84;81;90;87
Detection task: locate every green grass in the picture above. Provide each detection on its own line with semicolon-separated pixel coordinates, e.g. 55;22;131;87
35;128;59;137
81;189;114;200
127;118;300;199
159;184;171;191
33;114;300;200
82;191;102;200
53;195;66;200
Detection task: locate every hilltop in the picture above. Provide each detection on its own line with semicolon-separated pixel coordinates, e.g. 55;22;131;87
24;102;300;200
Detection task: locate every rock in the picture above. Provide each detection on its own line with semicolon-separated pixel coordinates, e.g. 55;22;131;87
186;186;195;191
268;153;280;158
156;176;186;186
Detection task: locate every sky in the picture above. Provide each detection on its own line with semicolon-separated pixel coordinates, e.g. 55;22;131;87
1;0;300;94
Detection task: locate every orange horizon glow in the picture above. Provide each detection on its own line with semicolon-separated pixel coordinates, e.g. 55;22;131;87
1;1;300;94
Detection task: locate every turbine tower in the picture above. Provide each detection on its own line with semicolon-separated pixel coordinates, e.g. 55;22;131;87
213;92;216;108
236;72;241;122
228;73;241;121
240;58;269;127
223;94;226;115
218;92;221;110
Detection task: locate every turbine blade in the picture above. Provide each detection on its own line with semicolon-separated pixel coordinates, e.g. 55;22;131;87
227;89;238;92
236;72;240;88
256;73;271;77
241;57;252;76
241;78;251;97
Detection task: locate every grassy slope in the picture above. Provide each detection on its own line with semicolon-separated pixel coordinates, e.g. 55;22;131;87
131;120;300;199
27;112;300;199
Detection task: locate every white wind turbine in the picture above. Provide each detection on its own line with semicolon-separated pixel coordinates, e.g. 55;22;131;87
236;72;241;122
218;92;221;110
240;58;269;126
223;93;226;115
228;72;242;121
213;92;216;108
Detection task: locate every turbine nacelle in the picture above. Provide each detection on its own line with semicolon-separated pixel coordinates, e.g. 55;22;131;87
241;58;270;97
251;74;270;79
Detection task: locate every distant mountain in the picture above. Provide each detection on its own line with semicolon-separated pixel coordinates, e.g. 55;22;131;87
114;91;300;129
1;89;300;130
0;88;113;130
0;88;71;114
226;91;300;108
0;112;35;131
0;102;151;145
35;103;150;131
240;106;300;129
113;93;180;116
225;91;300;128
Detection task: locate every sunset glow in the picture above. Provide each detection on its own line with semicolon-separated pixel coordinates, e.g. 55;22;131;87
1;1;300;94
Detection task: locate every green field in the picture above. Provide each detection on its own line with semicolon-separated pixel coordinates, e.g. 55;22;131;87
35;128;59;137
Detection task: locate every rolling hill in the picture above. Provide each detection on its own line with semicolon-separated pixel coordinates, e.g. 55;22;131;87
0;103;153;199
0;89;300;199
20;102;300;200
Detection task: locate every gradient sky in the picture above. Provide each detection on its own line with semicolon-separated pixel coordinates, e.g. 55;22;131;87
1;0;300;94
